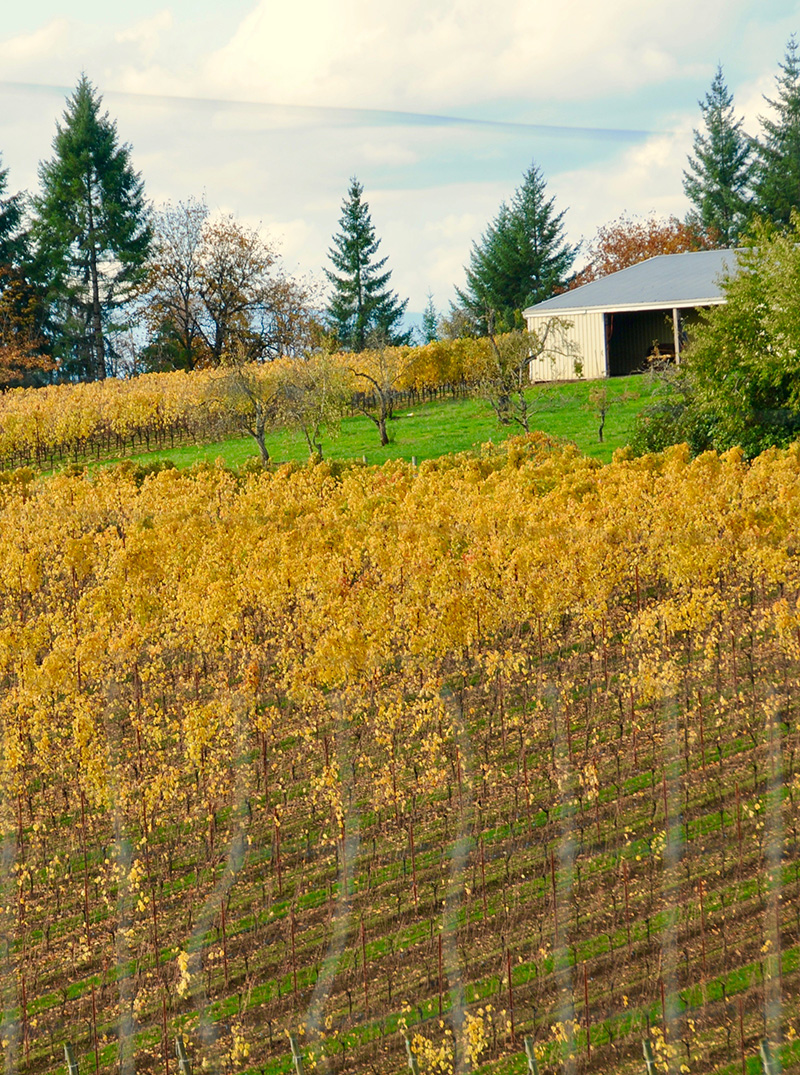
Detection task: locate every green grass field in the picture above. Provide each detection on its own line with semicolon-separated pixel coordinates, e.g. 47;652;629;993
99;374;652;472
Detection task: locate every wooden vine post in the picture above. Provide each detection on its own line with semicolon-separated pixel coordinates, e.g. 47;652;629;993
409;819;418;909
737;996;746;1075
220;900;229;988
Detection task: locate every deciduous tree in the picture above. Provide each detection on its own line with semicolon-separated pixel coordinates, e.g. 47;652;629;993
31;76;151;381
572;214;714;287
272;353;349;458
0;272;54;388
634;216;800;456
481;320;576;431
346;345;418;446
141;197;208;371
143;201;319;371
215;355;280;463
685;216;800;454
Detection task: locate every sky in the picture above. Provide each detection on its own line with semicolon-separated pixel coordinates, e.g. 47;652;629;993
1;1;800;316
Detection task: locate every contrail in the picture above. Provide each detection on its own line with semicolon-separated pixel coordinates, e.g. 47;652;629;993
0;80;660;142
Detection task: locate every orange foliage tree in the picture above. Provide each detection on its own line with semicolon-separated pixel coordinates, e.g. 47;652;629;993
0;270;55;388
571;214;717;287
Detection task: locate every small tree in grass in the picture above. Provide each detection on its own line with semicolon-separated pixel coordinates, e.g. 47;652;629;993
273;353;349;459
584;384;635;443
347;345;418;447
482;319;576;432
218;356;280;463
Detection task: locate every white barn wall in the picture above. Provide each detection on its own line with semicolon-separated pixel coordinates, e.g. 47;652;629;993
526;309;606;382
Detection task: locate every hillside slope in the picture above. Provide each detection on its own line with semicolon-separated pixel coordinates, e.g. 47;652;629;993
0;437;798;1074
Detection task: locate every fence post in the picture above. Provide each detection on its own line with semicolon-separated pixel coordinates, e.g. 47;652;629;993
523;1035;539;1074
289;1031;305;1075
64;1044;80;1075
643;1039;657;1075
175;1036;192;1075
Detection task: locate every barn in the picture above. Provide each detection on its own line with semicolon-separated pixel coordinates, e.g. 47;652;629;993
523;249;736;381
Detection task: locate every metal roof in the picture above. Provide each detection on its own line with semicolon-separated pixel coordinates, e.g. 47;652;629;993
524;249;737;315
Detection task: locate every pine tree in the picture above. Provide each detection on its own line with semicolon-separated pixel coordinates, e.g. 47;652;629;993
756;37;800;226
325;178;410;351
683;65;754;245
32;75;151;380
456;163;575;334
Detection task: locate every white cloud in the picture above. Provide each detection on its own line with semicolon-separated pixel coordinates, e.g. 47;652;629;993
1;2;797;316
114;11;173;62
204;0;748;111
555;125;696;252
0;19;71;71
736;72;781;135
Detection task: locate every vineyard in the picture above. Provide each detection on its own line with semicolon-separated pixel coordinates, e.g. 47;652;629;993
0;340;494;471
1;436;799;1074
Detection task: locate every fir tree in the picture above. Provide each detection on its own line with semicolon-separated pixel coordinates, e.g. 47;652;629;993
421;292;438;343
683;65;754;246
456;163;575;334
31;75;151;380
325;178;410;351
756;37;800;226
0;155;25;268
0;155;55;387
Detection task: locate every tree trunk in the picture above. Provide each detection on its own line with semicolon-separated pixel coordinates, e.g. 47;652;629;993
86;177;106;380
253;429;270;464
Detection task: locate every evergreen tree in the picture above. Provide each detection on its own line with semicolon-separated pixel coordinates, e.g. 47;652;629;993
683;65;754;245
756;37;800;226
31;75;151;380
421;292;438;343
325;178;410;351
456;163;575;334
0;154;54;387
0;155;25;268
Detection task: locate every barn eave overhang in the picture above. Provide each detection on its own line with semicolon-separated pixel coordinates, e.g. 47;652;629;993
525;297;727;319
